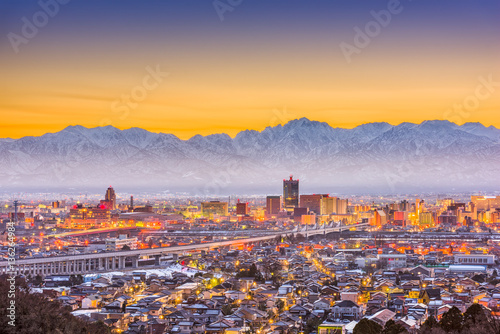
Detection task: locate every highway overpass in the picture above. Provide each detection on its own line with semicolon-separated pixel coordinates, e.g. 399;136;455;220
1;223;368;276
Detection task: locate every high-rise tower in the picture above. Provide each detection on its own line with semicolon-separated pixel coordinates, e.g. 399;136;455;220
283;175;299;209
105;186;116;210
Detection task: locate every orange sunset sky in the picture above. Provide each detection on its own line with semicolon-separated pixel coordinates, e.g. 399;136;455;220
1;0;499;139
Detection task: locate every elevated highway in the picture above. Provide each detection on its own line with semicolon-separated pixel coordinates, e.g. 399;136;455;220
1;223;368;276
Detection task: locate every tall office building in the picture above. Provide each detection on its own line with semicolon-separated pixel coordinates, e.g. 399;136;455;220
283;175;299;209
337;199;348;214
236;200;249;215
399;200;410;212
471;195;500;211
300;194;325;215
419;212;434;227
104;186;116;210
322;197;336;215
266;196;281;215
321;196;348;215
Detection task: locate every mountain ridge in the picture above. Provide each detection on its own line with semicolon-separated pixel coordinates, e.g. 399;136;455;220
1;119;499;194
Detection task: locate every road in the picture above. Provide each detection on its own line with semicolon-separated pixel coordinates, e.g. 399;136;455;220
0;223;369;275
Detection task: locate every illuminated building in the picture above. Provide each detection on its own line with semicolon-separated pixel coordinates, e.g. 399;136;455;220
201;201;228;217
236;200;249;215
8;212;25;223
354;204;371;212
320;196;349;215
68;204;111;229
293;207;308;222
105;234;138;251
393;211;405;226
471;195;500;211
419;212;434;228
300;194;324;215
373;210;386;226
377;253;407;268
454;254;496;265
322;197;336;215
266;196;281;215
447;203;466;216
399;200;410;211
415;199;423;215
102;186;116;210
337;199;348;214
318;322;346;334
134;205;153;213
283;175;299;209
438;212;457;225
301;214;316;225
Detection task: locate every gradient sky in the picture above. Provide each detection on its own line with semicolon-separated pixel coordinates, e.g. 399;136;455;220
1;0;499;139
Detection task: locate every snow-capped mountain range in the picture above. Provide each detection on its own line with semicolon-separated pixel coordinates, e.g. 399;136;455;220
1;119;499;194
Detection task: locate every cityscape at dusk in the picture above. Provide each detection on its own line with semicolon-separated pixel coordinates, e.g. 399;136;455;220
1;1;500;334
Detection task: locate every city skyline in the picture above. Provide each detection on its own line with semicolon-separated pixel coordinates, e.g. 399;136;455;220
2;2;500;333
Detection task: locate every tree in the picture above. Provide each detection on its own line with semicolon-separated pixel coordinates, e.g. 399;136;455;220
365;265;375;275
463;304;485;325
304;316;323;334
0;275;110;334
32;274;43;286
461;303;499;334
353;318;383;334
69;274;83;286
382;319;408;334
471;274;485;283
471;306;500;334
222;304;234;315
295;233;306;242
420;315;438;332
236;263;264;282
439;306;463;333
121;244;131;251
276;299;285;313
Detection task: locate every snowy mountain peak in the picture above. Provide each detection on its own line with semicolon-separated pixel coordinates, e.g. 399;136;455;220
1;119;499;193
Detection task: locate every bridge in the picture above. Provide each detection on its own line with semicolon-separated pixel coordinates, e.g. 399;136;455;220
1;223;368;277
43;226;138;239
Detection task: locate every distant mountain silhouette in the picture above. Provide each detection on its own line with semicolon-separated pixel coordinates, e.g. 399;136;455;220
1;119;499;194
